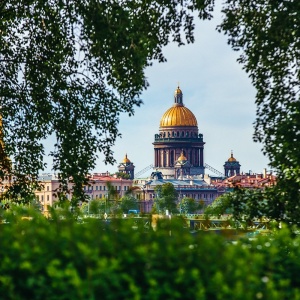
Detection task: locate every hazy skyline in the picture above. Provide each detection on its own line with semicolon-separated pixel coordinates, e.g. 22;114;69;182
92;9;270;178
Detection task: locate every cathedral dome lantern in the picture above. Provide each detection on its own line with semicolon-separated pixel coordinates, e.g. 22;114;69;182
174;86;183;104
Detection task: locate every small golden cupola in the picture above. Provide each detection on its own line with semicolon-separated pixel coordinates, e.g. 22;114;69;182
228;151;237;162
177;151;187;162
122;153;131;164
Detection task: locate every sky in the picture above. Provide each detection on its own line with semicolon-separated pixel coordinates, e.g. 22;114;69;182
92;7;270;178
41;5;270;177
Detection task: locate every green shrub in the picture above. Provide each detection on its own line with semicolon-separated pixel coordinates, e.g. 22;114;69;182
1;209;300;299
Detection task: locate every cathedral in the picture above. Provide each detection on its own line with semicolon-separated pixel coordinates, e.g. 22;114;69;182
152;86;205;179
120;85;242;180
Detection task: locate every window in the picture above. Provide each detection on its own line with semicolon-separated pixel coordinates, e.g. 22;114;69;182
103;186;106;191
41;195;44;201
100;186;102;191
47;186;49;191
47;195;50;201
96;186;98;191
119;186;121;190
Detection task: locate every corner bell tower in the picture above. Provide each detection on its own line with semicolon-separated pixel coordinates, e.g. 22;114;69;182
117;154;135;179
224;151;241;177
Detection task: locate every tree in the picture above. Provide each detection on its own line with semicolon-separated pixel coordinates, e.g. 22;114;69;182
154;182;178;214
204;187;270;225
88;199;104;215
0;0;214;202
179;197;204;214
219;0;300;225
104;181;117;213
114;172;131;180
120;195;138;213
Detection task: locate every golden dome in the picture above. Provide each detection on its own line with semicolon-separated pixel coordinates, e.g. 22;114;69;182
228;152;237;162
122;154;131;163
160;105;197;127
160;86;198;127
177;151;187;161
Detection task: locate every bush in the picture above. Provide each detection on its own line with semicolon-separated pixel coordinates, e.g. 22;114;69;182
1;209;300;299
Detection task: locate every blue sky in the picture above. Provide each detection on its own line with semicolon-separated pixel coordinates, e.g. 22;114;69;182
41;6;270;177
93;8;270;178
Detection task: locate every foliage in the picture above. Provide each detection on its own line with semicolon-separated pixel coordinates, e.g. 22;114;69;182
114;172;131;179
0;0;214;201
220;1;300;224
104;181;120;214
88;199;105;215
205;188;271;226
2;209;300;299
205;193;233;217
120;195;138;213
0;175;41;206
154;182;178;214
179;197;204;214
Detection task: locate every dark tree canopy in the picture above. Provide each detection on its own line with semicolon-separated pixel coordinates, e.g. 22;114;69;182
220;0;300;224
154;182;178;214
0;0;214;200
1;0;300;223
179;197;203;214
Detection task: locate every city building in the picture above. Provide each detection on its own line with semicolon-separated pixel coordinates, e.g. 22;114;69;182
34;171;134;216
134;174;221;213
0;86;274;215
211;168;276;190
132;86;225;212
